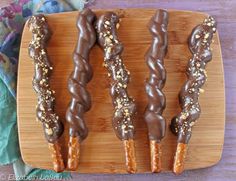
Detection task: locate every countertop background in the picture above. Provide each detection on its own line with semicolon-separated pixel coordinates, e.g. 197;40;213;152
0;0;236;181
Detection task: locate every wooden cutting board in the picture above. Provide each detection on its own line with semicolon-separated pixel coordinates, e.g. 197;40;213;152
17;9;225;173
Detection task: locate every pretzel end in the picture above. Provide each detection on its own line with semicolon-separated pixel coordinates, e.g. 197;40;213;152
150;140;162;173
48;141;65;173
67;136;80;171
123;139;137;173
173;143;188;175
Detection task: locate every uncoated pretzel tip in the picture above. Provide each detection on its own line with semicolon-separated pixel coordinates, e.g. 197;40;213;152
123;139;137;173
150;141;162;173
173;143;188;175
67;136;80;171
48;142;65;173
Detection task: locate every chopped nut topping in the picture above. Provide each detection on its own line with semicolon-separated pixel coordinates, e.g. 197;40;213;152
199;88;205;93
105;21;110;25
45;128;53;135
97;14;136;138
116;23;120;29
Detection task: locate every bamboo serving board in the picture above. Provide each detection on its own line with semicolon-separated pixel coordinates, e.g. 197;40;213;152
17;9;225;173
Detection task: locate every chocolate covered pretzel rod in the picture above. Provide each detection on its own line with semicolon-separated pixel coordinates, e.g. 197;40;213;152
144;9;168;173
96;12;137;173
170;16;217;174
28;15;65;172
66;9;96;171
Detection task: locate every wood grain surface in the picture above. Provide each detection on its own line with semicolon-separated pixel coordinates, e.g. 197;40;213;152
17;9;225;173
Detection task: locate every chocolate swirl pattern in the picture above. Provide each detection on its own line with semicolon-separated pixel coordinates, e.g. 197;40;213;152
28;15;64;172
96;12;137;173
170;16;217;174
144;9;168;173
66;9;96;171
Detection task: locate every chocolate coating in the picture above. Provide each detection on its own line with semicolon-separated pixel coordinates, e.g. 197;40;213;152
144;9;168;142
66;9;96;140
170;16;217;144
96;12;136;140
28;15;63;143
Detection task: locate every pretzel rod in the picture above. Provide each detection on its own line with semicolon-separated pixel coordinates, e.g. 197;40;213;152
123;140;136;173
28;15;64;172
170;16;217;174
48;141;65;172
96;12;137;173
67;136;80;170
150;140;162;173
66;9;96;171
173;143;187;174
144;9;168;173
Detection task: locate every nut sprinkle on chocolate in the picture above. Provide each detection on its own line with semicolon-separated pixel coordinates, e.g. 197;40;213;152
96;12;137;173
28;14;64;172
170;16;217;175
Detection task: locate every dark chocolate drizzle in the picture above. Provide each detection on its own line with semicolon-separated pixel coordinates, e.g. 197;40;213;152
28;15;63;143
96;12;136;140
170;16;217;144
144;9;168;142
66;9;96;140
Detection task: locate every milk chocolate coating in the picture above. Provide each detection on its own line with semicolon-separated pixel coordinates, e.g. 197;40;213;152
28;15;63;143
144;9;168;142
66;9;96;140
96;12;136;140
170;16;217;144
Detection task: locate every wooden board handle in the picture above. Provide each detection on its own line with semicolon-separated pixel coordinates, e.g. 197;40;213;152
48;141;65;172
173;143;188;175
123;139;137;173
150;140;162;173
67;136;80;171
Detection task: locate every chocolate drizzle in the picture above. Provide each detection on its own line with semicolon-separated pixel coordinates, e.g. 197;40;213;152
28;15;63;143
144;9;168;142
170;16;217;144
66;9;96;141
96;12;136;140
